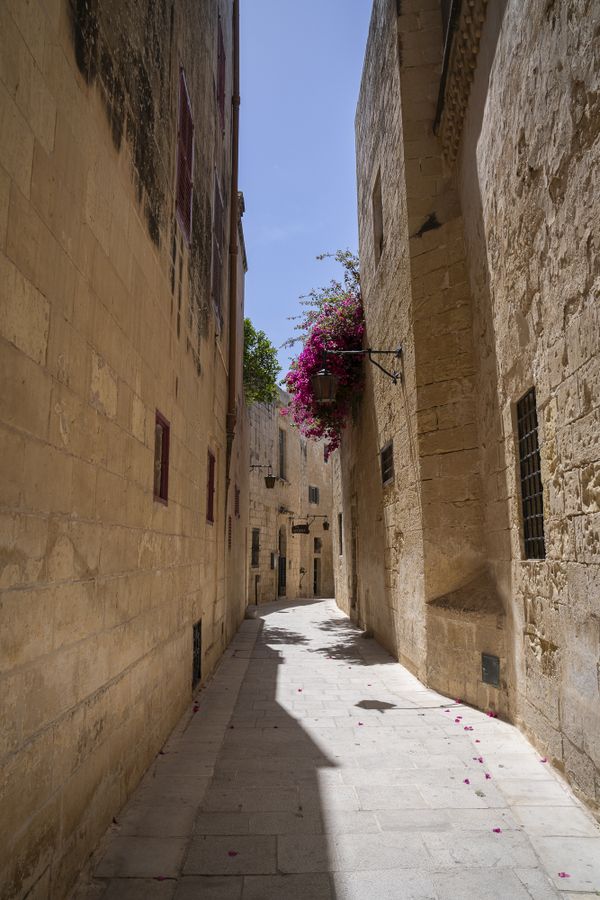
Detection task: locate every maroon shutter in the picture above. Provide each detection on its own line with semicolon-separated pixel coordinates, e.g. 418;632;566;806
176;68;194;241
206;451;215;523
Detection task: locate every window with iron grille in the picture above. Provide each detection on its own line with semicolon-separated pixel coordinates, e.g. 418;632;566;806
381;441;394;485
176;68;194;243
251;528;260;567
234;484;240;517
314;537;322;554
212;177;224;327
206;450;216;524
338;512;343;556
516;387;545;559
278;428;287;480
308;485;320;504
216;17;226;131
154;411;170;503
192;619;202;687
228;515;232;550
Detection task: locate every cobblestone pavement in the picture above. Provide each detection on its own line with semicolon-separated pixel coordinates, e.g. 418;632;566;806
76;598;600;900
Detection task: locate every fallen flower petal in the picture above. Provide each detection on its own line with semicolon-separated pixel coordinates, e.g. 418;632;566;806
557;872;570;878
475;739;481;743
492;827;502;834
464;726;474;731
228;851;239;857
463;778;470;785
540;757;548;763
358;722;364;726
485;773;492;780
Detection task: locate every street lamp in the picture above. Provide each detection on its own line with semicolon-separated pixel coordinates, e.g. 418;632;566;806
250;464;276;489
311;346;403;404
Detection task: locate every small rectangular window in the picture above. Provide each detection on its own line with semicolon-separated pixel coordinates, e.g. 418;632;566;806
154;412;170;503
192;619;202;687
176;68;194;243
372;169;383;265
338;512;343;556
206;450;216;523
381;441;394;485
314;537;322;554
308;485;320;504
217;18;226;131
270;551;275;570
517;387;545;559
279;429;287;480
234;485;240;517
251;528;260;567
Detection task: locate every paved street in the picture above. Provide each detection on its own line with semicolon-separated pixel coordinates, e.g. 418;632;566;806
77;599;600;900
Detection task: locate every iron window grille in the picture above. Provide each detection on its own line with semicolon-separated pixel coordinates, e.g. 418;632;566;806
381;440;394;485
228;515;232;550
192;619;202;686
308;485;320;504
206;450;216;524
516;387;545;559
234;485;240;517
176;68;194;242
251;529;260;567
153;411;170;503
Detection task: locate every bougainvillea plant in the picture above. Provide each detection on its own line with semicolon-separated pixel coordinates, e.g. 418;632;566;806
283;251;365;458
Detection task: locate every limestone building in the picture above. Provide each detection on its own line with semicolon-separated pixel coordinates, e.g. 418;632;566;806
0;1;249;896
247;389;334;605
334;0;600;814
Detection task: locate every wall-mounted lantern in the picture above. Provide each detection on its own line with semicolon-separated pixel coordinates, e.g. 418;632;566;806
311;346;403;405
323;520;330;531
250;463;276;489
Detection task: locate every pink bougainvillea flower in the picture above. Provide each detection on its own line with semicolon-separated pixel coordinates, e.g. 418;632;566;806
485;773;492;780
358;722;364;726
464;726;473;731
487;710;498;718
454;698;462;703
475;739;481;743
463;778;470;785
444;709;450;713
557;872;570;878
540;757;548;763
492;827;502;834
454;718;461;724
228;851;239;857
297;688;303;692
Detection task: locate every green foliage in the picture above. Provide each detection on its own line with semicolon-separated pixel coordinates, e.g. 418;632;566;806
283;249;361;348
243;318;281;404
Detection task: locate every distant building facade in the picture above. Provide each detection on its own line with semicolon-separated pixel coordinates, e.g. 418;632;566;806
0;1;248;896
247;390;334;605
335;0;600;814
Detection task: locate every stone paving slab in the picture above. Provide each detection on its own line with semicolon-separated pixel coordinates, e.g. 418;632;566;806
74;598;600;899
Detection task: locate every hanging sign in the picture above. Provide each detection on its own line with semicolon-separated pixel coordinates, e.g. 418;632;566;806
291;524;310;534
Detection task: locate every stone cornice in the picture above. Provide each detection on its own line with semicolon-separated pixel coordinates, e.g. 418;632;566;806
436;0;488;163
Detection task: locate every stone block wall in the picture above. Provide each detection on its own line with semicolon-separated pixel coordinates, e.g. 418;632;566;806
0;1;248;896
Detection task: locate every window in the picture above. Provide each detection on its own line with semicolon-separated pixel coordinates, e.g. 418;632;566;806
212;177;224;326
516;387;545;559
176;68;194;242
381;441;394;485
234;484;240;517
228;515;232;550
278;428;287;480
270;551;275;570
153;412;170;503
192;619;202;686
372;169;383;264
338;512;343;556
251;529;260;567
206;450;216;523
314;537;322;554
216;17;226;131
308;485;320;504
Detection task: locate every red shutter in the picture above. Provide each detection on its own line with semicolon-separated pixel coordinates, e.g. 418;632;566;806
176;68;194;241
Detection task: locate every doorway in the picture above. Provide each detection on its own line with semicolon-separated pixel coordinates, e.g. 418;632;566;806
278;526;287;597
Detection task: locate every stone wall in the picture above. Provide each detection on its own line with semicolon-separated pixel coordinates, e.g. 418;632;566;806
342;0;599;813
247;390;334;605
0;1;248;896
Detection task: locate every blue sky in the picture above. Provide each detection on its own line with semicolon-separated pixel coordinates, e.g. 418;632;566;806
239;1;373;376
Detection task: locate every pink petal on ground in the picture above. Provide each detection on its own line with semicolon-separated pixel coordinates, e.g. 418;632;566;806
464;726;473;731
540;757;548;763
454;698;462;703
492;828;502;834
477;757;484;763
454;718;461;723
463;779;470;785
358;722;364;726
228;851;239;857
557;872;570;878
444;709;450;713
297;689;302;692
485;773;492;780
475;739;481;743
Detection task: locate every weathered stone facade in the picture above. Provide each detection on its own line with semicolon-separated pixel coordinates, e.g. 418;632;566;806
335;0;600;814
247;390;334;605
0;1;248;896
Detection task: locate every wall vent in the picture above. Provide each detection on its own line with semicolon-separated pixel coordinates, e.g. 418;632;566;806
482;652;500;687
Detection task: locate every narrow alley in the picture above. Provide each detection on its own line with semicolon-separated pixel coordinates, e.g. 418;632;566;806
77;599;600;900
